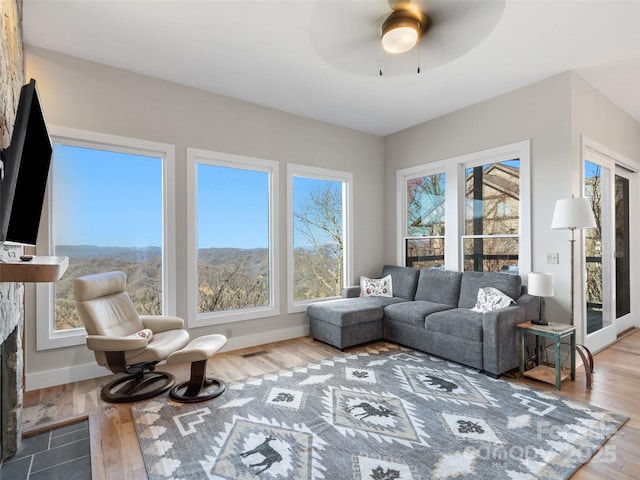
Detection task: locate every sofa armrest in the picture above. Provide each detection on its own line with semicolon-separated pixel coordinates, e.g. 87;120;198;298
482;293;539;376
342;286;361;298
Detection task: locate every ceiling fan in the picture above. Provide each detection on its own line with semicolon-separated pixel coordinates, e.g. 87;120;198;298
308;1;505;77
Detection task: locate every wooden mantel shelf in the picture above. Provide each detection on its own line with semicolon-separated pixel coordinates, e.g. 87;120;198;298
0;256;69;283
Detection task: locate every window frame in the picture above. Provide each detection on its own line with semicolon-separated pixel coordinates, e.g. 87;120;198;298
186;148;279;327
287;164;353;313
36;126;176;351
396;140;531;274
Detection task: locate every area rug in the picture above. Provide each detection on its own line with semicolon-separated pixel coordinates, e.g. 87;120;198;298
132;345;627;480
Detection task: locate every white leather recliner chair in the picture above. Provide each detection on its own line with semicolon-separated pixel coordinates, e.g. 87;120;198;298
74;270;190;403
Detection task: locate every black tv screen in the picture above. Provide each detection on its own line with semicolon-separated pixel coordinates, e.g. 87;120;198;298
0;79;52;246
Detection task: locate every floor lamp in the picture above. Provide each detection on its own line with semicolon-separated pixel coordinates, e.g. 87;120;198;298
550;197;597;326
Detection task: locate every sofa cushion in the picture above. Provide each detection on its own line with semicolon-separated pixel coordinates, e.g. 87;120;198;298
458;272;522;308
383;301;453;327
307;297;404;327
425;308;484;342
414;268;462;307
381;265;419;300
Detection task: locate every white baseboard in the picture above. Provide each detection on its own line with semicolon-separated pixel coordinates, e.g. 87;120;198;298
221;324;309;352
25;325;310;391
25;363;111;391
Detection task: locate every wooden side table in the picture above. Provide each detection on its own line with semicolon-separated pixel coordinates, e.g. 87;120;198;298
518;321;576;390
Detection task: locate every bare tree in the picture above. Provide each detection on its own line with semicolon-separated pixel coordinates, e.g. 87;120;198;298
294;184;343;300
585;166;603;313
407;174;445;237
198;258;268;313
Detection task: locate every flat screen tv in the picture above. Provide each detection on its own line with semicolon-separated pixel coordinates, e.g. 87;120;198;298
0;79;52;246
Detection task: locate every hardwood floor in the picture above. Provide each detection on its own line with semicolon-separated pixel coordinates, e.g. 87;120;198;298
21;330;640;479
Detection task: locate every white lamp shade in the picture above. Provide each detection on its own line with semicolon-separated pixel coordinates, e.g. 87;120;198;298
528;272;554;297
550;197;597;230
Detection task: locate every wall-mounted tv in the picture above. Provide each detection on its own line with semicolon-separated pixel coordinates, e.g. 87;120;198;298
0;79;52;246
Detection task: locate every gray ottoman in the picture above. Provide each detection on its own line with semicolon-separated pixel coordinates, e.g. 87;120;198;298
307;298;384;350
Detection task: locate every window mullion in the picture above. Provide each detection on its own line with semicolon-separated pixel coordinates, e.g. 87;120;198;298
446;162;461;271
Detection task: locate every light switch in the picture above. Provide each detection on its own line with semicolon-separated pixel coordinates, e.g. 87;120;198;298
546;253;559;264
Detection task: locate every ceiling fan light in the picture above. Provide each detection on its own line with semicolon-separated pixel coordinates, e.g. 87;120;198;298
381;10;424;54
382;26;419;54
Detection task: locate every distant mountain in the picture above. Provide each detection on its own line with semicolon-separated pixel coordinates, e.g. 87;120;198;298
197;247;268;274
54;244;332;329
56;245;269;262
57;245;161;260
56;245;269;293
55;245;269;328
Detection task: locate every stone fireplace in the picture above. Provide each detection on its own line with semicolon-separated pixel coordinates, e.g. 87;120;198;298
1;0;25;462
0;267;24;461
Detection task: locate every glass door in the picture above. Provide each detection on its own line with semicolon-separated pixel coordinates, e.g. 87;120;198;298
584;157;616;352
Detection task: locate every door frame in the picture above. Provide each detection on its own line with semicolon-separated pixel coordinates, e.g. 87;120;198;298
581;136;639;351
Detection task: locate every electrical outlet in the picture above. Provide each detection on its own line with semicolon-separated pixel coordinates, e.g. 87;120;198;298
225;328;233;338
545;253;559;264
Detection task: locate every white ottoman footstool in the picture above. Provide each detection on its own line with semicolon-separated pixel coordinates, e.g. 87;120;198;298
166;334;227;403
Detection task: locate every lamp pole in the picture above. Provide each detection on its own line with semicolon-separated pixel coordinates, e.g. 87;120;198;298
569;226;576;326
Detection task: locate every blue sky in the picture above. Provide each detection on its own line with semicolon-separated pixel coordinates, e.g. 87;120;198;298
197;164;269;249
53;144;162;247
292;176;342;249
585;160;601;178
53;145;339;249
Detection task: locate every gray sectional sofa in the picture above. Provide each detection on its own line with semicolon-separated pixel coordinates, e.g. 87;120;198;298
307;265;538;377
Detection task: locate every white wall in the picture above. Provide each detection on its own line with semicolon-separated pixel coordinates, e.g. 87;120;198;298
570;73;640;164
24;46;385;386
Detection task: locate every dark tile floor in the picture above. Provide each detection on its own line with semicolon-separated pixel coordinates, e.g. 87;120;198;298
0;419;91;480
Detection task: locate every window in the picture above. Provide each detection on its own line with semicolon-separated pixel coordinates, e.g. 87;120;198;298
287;164;352;311
397;140;530;274
187;149;279;327
36;127;175;350
497;202;512;218
463;160;520;272
405;172;445;268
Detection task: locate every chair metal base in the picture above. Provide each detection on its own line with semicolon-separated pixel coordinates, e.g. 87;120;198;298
101;371;175;403
169;378;226;403
169;359;226;403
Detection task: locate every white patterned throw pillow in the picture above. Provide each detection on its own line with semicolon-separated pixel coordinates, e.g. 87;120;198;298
128;328;154;340
360;275;393;297
471;287;515;313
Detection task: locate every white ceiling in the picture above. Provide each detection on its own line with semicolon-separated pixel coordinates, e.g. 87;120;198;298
22;0;640;136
